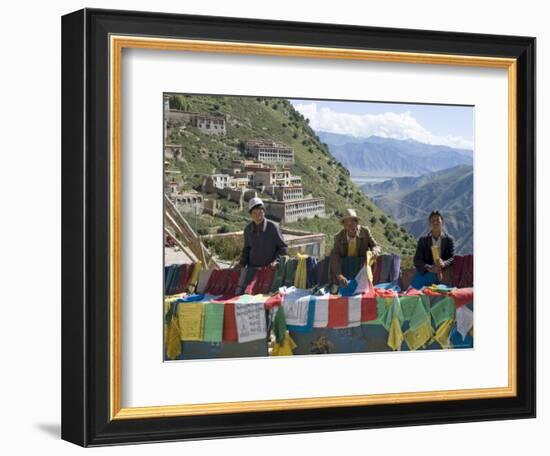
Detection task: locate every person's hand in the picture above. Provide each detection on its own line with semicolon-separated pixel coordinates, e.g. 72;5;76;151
337;274;349;287
437;258;445;268
371;246;382;257
269;260;278;270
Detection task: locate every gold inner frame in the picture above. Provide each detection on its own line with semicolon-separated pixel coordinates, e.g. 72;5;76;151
109;35;517;420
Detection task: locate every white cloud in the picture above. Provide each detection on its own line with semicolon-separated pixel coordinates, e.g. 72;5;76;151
293;103;473;150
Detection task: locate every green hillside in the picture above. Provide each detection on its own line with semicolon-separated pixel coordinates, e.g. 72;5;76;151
166;94;417;256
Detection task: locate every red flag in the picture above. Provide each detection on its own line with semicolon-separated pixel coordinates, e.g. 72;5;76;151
245;267;275;295
403;287;423;296
361;291;377;322
422;288;445;297
450;287;474;308
264;292;283;310
223;269;242;295
328;296;348;328
222;302;238;342
205;269;223;294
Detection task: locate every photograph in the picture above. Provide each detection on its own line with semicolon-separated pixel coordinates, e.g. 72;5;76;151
163;93;475;361
58;6;536;446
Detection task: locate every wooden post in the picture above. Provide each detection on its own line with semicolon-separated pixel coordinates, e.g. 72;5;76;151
164;195;219;268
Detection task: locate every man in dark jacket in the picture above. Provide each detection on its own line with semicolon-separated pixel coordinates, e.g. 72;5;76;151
238;197;288;268
412;210;455;289
329;208;381;287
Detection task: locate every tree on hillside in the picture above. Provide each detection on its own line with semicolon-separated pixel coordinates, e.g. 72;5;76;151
170;95;187;111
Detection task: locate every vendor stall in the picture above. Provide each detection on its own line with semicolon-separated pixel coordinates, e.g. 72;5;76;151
164;255;474;360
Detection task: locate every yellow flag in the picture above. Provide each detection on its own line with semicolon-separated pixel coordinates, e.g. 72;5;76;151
178;303;205;341
165;317;182;360
164;294;185;314
387;316;404;351
404;319;434;351
187;261;202;292
164;299;171;318
294;253;308;289
272;332;297;356
432;318;453;349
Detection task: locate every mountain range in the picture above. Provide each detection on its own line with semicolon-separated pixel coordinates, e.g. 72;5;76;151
318;132;473;178
361;165;473;254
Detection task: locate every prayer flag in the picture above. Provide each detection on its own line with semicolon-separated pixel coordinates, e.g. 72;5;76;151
432;318;453;349
222;302;238;342
165;316;182;360
282;288;311;327
313;294;329;328
327;296;348;328
235;302;267;343
450;287;474;308
387;316;404;351
404;319;434;351
271;332;297;356
430;296;456;328
348;294;362;327
196;269;213;294
456;305;474;340
272;306;287;344
294;254;308;289
202;303;225;342
360;292;377;322
177;303;204;341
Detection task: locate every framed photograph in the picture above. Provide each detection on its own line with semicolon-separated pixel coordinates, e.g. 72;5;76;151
61;8;536;447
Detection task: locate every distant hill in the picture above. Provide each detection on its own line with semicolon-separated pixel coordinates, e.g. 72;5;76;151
318;132;473;178
166;95;418;256
361;165;473;254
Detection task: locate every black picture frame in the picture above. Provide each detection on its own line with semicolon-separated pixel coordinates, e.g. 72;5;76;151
62;7;536;447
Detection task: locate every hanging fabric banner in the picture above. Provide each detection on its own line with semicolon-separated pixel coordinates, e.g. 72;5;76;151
235;302;267;343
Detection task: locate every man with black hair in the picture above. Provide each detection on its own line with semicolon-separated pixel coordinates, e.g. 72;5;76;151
411;210;455;289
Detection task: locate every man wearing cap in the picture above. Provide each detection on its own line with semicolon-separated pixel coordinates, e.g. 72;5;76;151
329;208;381;287
238;197;288;269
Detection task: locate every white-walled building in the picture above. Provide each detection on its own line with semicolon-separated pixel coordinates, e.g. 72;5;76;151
164;96;226;136
264;197;325;223
254;168;292;187
274;186;304;201
209;174;231;189
245;139;294;164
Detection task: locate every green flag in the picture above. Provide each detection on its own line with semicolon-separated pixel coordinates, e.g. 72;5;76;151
400;296;419;320
430;296;456;328
272;306;287;344
202;303;225;342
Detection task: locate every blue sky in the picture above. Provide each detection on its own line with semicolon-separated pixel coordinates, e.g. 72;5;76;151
289;99;474;150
